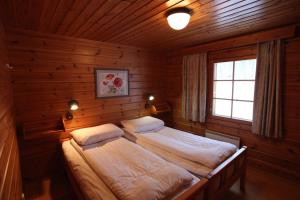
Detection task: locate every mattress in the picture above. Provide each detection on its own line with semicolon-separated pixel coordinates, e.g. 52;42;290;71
123;126;237;177
62;139;201;200
62;140;118;200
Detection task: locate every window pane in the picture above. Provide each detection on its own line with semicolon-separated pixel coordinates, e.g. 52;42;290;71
214;61;233;80
214;81;232;99
233;81;255;101
232;101;253;121
234;59;256;80
213;99;232;117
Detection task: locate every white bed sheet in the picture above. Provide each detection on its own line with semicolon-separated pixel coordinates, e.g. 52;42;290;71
123;126;237;177
64;138;201;200
62;140;118;200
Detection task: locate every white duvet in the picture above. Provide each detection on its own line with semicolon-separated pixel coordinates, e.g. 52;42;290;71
62;140;118;200
124;127;237;169
70;137;194;200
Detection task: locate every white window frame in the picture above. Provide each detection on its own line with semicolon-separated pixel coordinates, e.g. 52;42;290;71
212;59;256;122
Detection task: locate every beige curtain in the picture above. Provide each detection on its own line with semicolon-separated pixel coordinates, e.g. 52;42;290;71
252;40;282;138
182;53;207;122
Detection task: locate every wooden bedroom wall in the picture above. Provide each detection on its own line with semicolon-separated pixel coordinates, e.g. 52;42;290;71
5;28;164;135
0;21;22;199
164;30;300;180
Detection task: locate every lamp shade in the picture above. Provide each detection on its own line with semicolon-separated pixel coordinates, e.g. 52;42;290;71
68;100;79;111
166;7;192;30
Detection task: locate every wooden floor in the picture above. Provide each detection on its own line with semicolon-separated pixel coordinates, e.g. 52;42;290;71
224;165;300;200
23;165;300;200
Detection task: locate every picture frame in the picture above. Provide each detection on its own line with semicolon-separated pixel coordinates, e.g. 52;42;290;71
94;68;129;98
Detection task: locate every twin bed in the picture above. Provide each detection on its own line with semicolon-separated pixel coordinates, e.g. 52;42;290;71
62;117;247;200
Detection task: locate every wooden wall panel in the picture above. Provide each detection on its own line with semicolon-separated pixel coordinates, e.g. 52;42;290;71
0;20;22;200
6;28;165;133
163;31;300;180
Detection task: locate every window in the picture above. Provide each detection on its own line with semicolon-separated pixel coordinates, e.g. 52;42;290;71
212;59;256;121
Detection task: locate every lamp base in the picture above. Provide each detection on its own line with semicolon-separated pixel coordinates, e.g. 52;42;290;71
65;111;73;120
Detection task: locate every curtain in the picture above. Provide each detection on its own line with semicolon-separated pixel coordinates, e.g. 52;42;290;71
252;40;282;138
182;53;207;122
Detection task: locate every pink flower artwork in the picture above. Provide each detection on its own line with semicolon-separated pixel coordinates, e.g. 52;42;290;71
96;69;129;98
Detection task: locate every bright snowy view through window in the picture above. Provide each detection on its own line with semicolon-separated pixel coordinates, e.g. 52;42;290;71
212;59;256;121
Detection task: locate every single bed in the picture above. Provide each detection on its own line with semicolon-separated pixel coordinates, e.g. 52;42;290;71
121;116;248;200
62;123;208;200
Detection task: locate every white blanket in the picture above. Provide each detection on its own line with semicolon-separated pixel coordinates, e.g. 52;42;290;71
71;137;194;200
124;127;237;169
62;140;118;200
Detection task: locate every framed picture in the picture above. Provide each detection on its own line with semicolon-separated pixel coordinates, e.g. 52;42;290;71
95;68;129;98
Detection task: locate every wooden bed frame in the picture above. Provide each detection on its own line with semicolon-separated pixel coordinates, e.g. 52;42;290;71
62;143;247;200
60;119;247;200
61;141;209;200
204;146;247;200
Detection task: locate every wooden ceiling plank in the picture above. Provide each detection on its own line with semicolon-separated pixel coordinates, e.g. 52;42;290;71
125;0;285;46
91;0;171;40
0;0;17;27
123;0;298;48
152;2;300;49
68;0;110;37
103;0;242;42
11;0;18;27
69;1;133;37
81;0;137;40
38;0;61;32
47;0;75;33
112;0;274;44
55;0;90;34
62;0;107;36
37;0;53;31
15;0;31;30
97;0;202;41
124;8;298;48
166;17;295;53
146;14;298;50
182;25;296;54
49;0;75;33
115;0;260;44
28;0;46;31
1;0;300;50
117;0;298;47
74;0;123;38
86;0;157;39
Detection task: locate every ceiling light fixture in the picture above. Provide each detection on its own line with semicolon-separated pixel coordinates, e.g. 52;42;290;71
166;7;192;30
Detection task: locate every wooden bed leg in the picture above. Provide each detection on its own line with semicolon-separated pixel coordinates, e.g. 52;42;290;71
240;169;246;192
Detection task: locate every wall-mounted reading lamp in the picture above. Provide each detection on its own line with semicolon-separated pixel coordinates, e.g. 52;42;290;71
145;94;155;109
66;99;79;120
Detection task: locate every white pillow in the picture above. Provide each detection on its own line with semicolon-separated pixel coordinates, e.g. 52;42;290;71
70;123;124;145
121;116;164;133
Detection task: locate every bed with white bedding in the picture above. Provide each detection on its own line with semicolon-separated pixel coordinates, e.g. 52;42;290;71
123;126;237;176
121;116;248;200
62;123;208;200
62;140;118;200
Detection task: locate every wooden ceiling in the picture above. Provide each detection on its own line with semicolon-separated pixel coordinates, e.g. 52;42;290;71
1;0;300;50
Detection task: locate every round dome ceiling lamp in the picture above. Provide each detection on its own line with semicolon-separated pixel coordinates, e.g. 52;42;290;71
166;7;192;30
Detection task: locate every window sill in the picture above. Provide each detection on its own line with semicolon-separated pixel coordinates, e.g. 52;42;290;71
207;114;252;126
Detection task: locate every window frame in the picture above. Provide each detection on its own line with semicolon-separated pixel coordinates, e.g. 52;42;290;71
207;53;256;125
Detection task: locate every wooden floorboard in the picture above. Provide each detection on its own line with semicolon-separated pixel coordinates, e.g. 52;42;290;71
224;165;300;200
